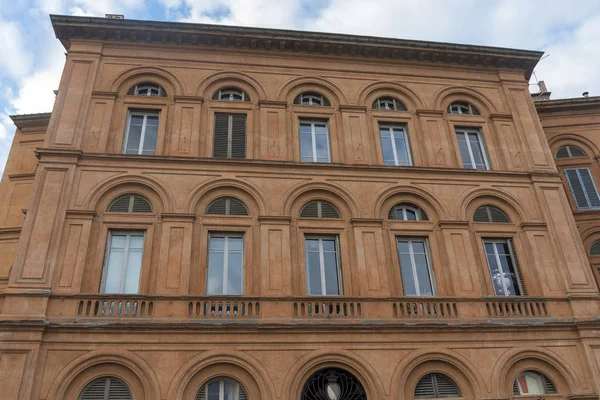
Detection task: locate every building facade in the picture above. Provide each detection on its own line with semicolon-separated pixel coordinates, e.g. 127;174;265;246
1;14;600;400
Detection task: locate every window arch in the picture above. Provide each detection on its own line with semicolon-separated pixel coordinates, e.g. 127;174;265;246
388;203;429;221
513;371;557;396
590;239;600;256
415;373;461;399
79;376;132;400
212;87;250;102
556;145;586;159
107;194;153;213
126;82;167;97
372;96;407;111
294;92;331;106
447;101;480;115
300;200;341;218
206;197;249;216
196;378;248;400
301;368;367;400
472;205;510;223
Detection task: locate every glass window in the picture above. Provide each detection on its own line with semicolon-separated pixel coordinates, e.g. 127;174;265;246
372;97;407;111
564;168;600;209
127;82;167;97
556;145;586;159
455;128;490;170
102;231;145;294
305;236;341;296
396;238;435;296
212;87;250;102
484;239;524;296
123;111;159;155
379;124;412;166
514;371;557;396
197;378;248;400
299;120;331;163
448;101;480;115
294;92;330;106
206;233;244;295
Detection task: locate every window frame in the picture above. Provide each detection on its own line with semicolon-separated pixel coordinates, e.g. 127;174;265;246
304;234;343;296
379;123;413;166
213;87;250;102
294;92;331;107
100;230;146;294
299;118;332;163
482;238;524;296
455;127;490;170
392;205;424;221
556;145;586;159
448;101;480;115
372;97;407;111
206;232;245;296
122;110;160;155
395;237;436;296
564;167;600;210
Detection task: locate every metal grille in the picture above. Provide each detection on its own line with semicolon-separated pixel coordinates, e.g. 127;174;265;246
206;197;249;216
300;200;341;219
472;205;510;223
108;194;152;213
415;373;461;399
301;368;367;400
79;377;132;400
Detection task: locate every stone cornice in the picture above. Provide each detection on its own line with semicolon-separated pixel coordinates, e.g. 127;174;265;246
174;95;204;104
535;96;600;113
91;90;117;99
258;216;292;224
160;212;196;222
416;109;445;117
258;100;287;108
339;105;367;113
9;112;52;131
65;209;96;219
50;15;543;79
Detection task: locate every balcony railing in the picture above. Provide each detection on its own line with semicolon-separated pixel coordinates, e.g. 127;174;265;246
41;295;574;325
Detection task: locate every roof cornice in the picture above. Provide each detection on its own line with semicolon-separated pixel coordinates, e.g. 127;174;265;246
9;112;52;130
535;96;600;113
50;15;543;80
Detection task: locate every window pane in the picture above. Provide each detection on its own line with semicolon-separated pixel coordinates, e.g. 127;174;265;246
522;374;545;395
227;251;243;295
468;133;487;169
104;247;125;293
211;237;225;250
394;132;410;165
399;251;417;296
323;251;340;295
142;120;158;155
405;209;417;221
456;134;473;168
124;248;142;294
306;251;322;295
125;119;143;154
315;133;330;162
299;123;312;134
207;382;220;400
207;248;225;294
322;239;336;252
498;253;519;296
223;381;238;400
305;238;319;251
414;253;433;296
380;130;396;165
300;132;313;162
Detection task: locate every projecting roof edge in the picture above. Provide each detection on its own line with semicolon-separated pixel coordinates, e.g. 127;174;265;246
535;96;600;113
50;14;543;80
9;112;52;130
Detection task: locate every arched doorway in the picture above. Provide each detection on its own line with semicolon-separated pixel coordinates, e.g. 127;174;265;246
301;368;367;400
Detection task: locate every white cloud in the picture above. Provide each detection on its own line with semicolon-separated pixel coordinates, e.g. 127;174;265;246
0;19;34;81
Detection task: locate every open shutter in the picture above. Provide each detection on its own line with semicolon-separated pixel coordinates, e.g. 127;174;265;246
578;168;600;208
566;169;591;209
513;379;520;396
230;114;247;159
507;239;526;296
213;113;230;157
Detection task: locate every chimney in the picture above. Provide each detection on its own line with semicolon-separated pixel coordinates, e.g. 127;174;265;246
538;81;548;93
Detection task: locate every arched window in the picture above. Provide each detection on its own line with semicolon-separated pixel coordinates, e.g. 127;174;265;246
513;371;557;396
556;145;586;159
372;97;407;111
294;92;331;106
447;101;480;115
590;240;600;256
301;368;367;400
107;194;152;213
206;197;249;216
196;378;248;400
388;203;429;221
79;376;132;400
127;82;167;97
212;87;250;102
472;205;510;223
415;373;461;399
300;200;341;218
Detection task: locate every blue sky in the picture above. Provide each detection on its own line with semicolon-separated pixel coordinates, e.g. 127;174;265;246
2;0;600;176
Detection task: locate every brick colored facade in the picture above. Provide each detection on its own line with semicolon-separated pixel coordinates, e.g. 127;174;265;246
1;14;600;400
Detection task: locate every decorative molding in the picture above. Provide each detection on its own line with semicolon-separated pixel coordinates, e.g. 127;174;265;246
9;112;51;131
350;218;384;226
258;216;292;224
160;212;196;222
8;173;36;181
174;95;204;104
0;227;22;238
339;105;367;113
416;109;444;117
35;148;83;163
489;113;514;121
91;90;118;99
51;15;542;79
65;209;96;219
258;100;287;108
438;220;470;228
520;221;547;230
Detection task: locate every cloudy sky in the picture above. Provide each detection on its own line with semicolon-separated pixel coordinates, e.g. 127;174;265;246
1;0;600;175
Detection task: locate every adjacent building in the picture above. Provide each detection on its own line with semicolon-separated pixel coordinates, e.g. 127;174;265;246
1;14;599;400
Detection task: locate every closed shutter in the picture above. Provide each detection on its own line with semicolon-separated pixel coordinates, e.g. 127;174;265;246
513;379;520;396
472;206;510;223
132;195;152;213
231;114;247;159
206;197;228;215
194;386;207;400
488;206;510;223
569;146;586;157
542;375;557;394
320;201;340;218
300;200;340;218
108;196;131;212
591;240;600;256
79;377;132;400
206;197;249;216
415;373;460;399
565;168;600;209
415;374;436;398
507;238;526;296
300;201;319;218
108;195;152;213
213;113;230;158
228;197;249;215
213;114;246;159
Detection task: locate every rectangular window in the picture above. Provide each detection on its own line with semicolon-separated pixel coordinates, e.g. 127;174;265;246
213;113;247;159
379;124;412;166
300;119;331;163
455;128;490;170
123;111;159;155
396;238;435;296
305;235;341;295
206;233;244;295
484;238;524;296
565;168;600;209
101;230;145;294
